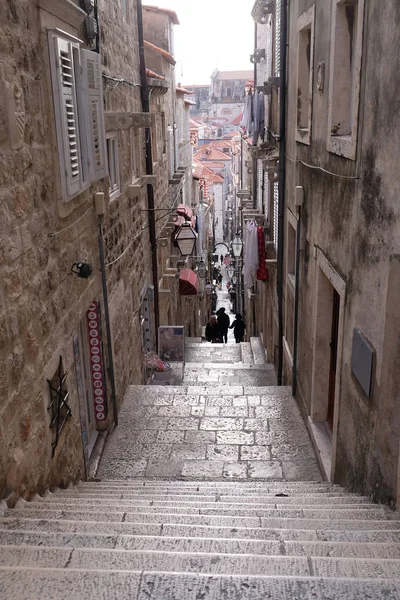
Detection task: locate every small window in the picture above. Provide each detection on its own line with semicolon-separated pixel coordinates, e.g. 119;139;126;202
161;112;166;154
131;130;138;181
106;133;120;200
327;0;365;159
296;5;315;145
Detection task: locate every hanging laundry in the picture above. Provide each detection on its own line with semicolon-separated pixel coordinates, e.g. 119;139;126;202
256;225;268;281
242;220;259;288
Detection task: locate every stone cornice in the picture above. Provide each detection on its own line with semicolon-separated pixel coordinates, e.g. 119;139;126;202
38;0;86;29
251;0;275;24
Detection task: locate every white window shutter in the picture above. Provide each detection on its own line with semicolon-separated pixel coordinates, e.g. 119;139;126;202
173;123;179;169
53;37;83;198
81;49;108;182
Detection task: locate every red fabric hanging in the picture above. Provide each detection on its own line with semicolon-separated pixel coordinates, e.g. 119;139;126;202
256;225;268;281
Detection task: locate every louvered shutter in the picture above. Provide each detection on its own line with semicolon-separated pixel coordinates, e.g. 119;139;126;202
275;1;281;76
273;181;279;249
168;126;174;178
81;49;108;182
264;174;270;222
53;37;82;198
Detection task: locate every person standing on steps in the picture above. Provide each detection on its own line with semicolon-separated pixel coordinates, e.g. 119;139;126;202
205;315;222;343
229;313;245;343
220;254;224;264
216;307;230;344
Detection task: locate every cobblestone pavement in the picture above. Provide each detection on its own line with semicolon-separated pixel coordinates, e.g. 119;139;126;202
98;286;321;482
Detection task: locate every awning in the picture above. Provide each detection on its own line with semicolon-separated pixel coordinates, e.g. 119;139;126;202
177;204;193;220
179;268;199;296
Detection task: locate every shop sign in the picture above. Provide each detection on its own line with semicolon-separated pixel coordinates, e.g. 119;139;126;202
87;301;107;423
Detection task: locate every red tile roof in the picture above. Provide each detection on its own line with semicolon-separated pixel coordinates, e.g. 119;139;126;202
193;162;224;184
223;131;241;138
144;40;176;65
194;147;231;161
231;113;243;125
176;86;192;94
146;68;165;80
143;5;179;24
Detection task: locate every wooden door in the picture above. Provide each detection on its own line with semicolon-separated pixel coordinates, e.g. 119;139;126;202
327;289;340;430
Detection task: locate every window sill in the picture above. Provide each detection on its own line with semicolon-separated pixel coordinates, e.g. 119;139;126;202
327;134;356;160
295;128;311;145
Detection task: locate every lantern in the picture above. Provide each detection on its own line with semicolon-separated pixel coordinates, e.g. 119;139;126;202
175;222;198;256
232;233;243;258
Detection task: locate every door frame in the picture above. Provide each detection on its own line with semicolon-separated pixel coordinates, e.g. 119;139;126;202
310;248;346;481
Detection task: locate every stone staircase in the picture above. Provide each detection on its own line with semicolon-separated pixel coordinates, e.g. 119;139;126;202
1;335;400;598
1;480;400;598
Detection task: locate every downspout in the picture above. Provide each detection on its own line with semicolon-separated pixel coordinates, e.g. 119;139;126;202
277;0;288;385
98;217;118;426
252;21;258;209
292;207;301;396
137;0;160;349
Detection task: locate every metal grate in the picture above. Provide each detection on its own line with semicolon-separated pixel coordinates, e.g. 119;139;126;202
47;356;71;457
275;0;281;76
65;99;79;177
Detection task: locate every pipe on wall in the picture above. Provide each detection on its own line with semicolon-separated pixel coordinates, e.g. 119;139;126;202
137;0;160;349
277;0;288;385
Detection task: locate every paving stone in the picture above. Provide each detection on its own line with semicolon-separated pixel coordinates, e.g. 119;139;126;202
158;405;192;417
142;417;169;430
232;397;248;407
240;446;272;461
243;418;269;432
190;405;205;417
184;431;216;444
216;431;255;445
206;445;239;461
282;460;322;481
173;395;200;406
97;458;147;478
200;418;244;431
182;460;224;478
156;431;185;444
220;406;248;417
168;417;200;430
204;406;221;416
206;397;233;407
145;460;184;478
170;444;207;460
248;461;283;479
223;462;248;479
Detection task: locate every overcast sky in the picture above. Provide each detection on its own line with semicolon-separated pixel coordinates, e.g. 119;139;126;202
147;0;255;85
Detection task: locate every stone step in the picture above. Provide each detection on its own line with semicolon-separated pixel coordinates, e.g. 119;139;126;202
15;502;386;519
250;337;267;364
75;480;334;488
183;363;274;371
2;569;400;600
37;495;375;506
3;510;400;530
1;546;400;579
2;530;400;559
2;518;400;540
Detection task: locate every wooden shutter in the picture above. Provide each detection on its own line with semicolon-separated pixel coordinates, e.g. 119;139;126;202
81;49;108;182
174;123;179;169
53;37;83;198
273;181;279;249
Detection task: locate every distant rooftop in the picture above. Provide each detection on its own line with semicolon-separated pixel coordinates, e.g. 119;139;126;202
212;70;254;81
143;5;179;24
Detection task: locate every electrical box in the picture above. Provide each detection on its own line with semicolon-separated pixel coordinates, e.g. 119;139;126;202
295;186;304;207
94;192;104;216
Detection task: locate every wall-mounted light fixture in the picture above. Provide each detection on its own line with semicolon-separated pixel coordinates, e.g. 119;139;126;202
71;262;93;279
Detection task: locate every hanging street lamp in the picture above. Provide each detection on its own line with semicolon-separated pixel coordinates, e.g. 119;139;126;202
232;232;243;258
175;221;198;256
226;264;235;279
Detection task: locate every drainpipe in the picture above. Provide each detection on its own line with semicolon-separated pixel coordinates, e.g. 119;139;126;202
277;0;288;385
98;216;118;426
137;0;160;349
252;21;258;209
292;207;301;397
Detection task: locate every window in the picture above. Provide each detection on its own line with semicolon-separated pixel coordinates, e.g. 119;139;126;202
273;181;279;249
121;0;128;21
327;0;365;159
167;125;174;178
161;112;166;154
48;32;107;201
296;5;315;145
106;133;120;200
131;130;139;181
287;219;296;291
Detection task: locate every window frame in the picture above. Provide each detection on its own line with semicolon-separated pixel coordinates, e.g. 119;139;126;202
295;4;315;146
106;132;121;201
327;0;365;160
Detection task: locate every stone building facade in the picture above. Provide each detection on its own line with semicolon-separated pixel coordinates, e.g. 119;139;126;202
0;0;200;500
246;0;400;507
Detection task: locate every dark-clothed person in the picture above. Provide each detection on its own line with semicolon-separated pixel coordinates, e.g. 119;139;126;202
216;307;230;344
205;316;221;343
229;314;245;343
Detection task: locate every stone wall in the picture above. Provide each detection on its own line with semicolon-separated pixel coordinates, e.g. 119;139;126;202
0;0;172;499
